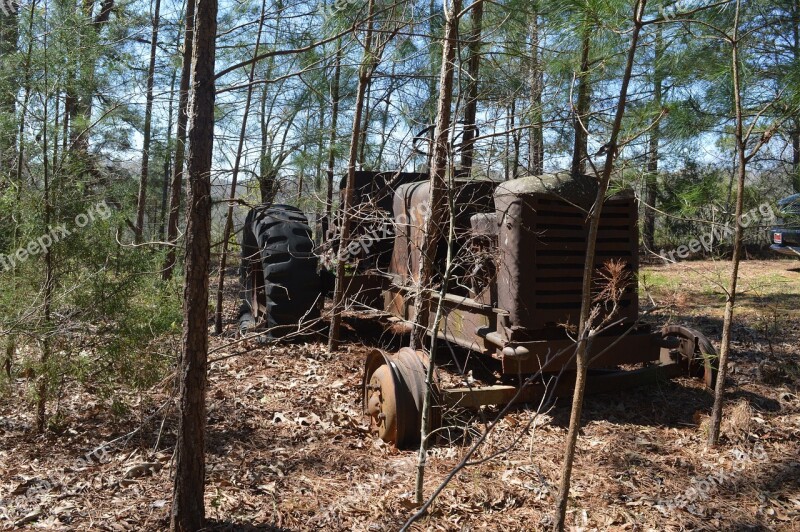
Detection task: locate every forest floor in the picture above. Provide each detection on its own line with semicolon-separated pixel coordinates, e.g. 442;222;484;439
1;259;799;531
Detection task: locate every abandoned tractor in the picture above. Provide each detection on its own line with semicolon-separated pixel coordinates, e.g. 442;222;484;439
238;171;718;448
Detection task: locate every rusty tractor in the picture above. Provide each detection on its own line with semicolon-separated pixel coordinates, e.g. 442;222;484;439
239;144;718;449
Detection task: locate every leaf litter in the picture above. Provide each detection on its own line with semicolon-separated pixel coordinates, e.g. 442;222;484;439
0;260;798;530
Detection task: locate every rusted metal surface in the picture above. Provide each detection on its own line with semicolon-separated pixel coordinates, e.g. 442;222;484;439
340;273;388;309
500;324;659;374
392;348;439;429
341;170;429;213
363;350;399;443
346;170;718;442
388;181;428;283
362;348;438;448
434;295;494;355
335;171;427;271
661;325;718;389
493;172;639;332
388;179;497;285
442;362;686;409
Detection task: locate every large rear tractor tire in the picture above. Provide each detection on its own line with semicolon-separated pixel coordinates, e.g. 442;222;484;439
239;204;322;338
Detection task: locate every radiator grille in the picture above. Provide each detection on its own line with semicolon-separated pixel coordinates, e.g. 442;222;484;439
530;196;638;327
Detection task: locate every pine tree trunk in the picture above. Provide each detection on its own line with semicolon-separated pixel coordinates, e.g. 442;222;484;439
792;3;800;193
323;43;342;240
160;67;178;240
411;0;460;349
358;73;372;167
258;80;272;203
37;37;54;432
553;2;646;528
256;4;285;205
428;0;441;124
643;27;662;251
571;24;591;177
328;0;376;352
214;0;267;334
14;1;36;189
793;127;800;193
511;99;520;177
375;62;395;167
298;112;311;199
460;0;482;171
528;7;544;175
135;0;162;243
412;0;461;502
504;104;511;181
708;0;745;447
170;0;216;528
163;0;195;281
70;0;115;155
314;96;326;244
0;5;19;176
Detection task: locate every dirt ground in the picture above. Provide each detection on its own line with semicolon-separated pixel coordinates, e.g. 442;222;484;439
1;259;799;531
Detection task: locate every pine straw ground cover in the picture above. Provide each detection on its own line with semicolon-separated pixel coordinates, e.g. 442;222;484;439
1;259;798;530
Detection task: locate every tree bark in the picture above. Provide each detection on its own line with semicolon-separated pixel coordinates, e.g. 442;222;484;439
708;0;744;447
314;95;326;243
793;125;800;193
528;6;544;176
460;0;482;171
553;1;646;528
323;43;342;240
792;2;800;193
428;0;442;124
69;0;114;154
258;80;273;203
170;0;216;528
571;23;591;177
213;0;267;334
358;71;372;167
256;2;287;205
0;4;19;177
160;67;178;240
375;63;395;167
135;0;162;243
511;99;520;177
37;24;53;433
412;0;461;502
163;0;195;281
411;0;460;348
504;103;513;180
643;27;662;251
328;0;376;352
14;0;37;191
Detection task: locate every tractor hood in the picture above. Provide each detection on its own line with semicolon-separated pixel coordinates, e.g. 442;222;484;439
495;171;600;210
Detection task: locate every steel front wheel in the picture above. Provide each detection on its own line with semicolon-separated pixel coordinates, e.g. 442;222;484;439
363;348;440;448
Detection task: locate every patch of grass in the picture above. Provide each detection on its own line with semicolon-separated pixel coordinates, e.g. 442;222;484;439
642;260;800;318
638;271;674;292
